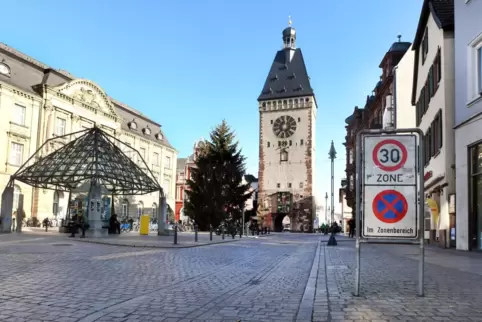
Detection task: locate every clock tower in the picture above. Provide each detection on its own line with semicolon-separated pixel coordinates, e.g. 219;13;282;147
257;19;317;232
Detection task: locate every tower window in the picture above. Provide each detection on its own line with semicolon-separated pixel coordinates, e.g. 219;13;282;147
288;183;292;188
271;120;273;124
278;141;281;147
299;182;304;188
289;140;292;146
277;183;281;188
267;142;270;148
280;150;288;162
298;117;301;122
300;139;304;145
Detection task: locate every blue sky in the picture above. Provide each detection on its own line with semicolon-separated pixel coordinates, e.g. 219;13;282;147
2;0;422;210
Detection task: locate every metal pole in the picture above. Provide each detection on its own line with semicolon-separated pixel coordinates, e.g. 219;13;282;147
222;226;225;240
209;225;213;241
194;224;198;242
331;159;334;225
354;132;362;296
417;129;425;297
173;224;178;245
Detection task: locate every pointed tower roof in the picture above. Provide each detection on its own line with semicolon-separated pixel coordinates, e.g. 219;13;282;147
258;19;314;101
12;127;161;195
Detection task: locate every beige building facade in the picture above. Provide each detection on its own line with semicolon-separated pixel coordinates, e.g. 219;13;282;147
0;43;177;221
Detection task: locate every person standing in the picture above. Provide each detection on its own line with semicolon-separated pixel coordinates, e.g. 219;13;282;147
348;218;355;238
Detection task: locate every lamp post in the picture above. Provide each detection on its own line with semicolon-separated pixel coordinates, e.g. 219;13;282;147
328;140;338;246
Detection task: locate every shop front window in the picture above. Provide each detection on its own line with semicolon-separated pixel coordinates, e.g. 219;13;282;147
470;143;482;250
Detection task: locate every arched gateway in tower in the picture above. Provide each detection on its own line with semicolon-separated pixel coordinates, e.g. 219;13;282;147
257;19;317;232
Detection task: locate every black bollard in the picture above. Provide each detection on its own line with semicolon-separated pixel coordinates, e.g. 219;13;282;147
222;227;225;240
268;228;270;234
239;228;242;239
194;224;198;242
209;225;213;241
173;225;178;245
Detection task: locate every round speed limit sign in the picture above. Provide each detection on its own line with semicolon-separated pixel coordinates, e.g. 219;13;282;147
372;139;408;171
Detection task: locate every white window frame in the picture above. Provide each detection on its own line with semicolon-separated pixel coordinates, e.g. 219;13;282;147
139;147;146;162
9;142;23;166
122;201;128;217
165;156;171;169
13;104;26;126
467;32;482;104
153;152;159;166
56;117;66;136
163;179;170;198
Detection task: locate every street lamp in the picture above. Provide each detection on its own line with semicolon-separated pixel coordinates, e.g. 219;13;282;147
328;140;338;246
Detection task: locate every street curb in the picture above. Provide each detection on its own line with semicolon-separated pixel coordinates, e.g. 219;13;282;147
71;238;240;249
295;238;321;322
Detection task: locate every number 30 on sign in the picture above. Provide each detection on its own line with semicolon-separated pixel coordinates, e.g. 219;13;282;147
364;135;417;185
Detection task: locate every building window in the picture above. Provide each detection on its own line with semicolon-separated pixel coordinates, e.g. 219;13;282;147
468;33;482;101
13;185;21;211
165;156;171;169
56;118;66;136
280;150;288;162
299;182;303;188
163;179;170;198
13;104;26;126
153;152;159;166
271;120;273;124
139;147;146;162
300;139;304;146
288;183;292;188
137;201;143;218
9;142;23;166
298;117;301;122
469;143;482;250
277;183;280;188
289;140;292;146
267;142;270;148
422;28;429;63
478;47;482;94
122;199;129;218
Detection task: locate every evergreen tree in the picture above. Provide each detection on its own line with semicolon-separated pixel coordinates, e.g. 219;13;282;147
184;120;252;231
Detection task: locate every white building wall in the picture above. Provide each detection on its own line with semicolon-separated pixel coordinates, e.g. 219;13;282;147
454;0;482;251
0;81;42;218
414;13;455;243
394;47;415;129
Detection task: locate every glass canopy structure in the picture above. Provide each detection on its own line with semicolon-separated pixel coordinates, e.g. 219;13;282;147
11;127;162;196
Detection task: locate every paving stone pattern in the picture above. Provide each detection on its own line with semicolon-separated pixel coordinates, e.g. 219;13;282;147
313;237;482;322
0;234;318;322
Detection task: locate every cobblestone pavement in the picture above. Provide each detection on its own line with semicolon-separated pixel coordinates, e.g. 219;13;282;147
0;232;319;322
314;236;482;322
1;233;481;322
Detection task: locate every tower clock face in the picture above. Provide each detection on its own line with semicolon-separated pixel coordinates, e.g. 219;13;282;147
272;115;297;138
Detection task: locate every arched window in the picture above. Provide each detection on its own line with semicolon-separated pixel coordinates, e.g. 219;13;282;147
152;202;157;219
137;201;144;218
122;199;129;218
53;190;60;218
13;185;21;211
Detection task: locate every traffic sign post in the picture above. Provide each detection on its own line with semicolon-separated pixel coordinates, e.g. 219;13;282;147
354;129;425;297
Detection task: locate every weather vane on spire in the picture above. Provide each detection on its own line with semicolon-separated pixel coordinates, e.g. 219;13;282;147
288;15;292;27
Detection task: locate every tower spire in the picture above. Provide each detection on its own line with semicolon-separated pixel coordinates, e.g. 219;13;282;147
288;15;292;27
